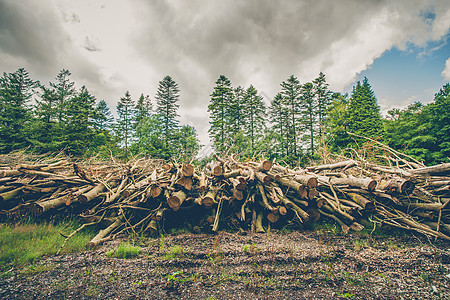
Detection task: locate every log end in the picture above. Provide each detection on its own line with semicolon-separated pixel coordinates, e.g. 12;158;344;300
167;196;181;211
202;196;215;207
267;212;279;223
367;180;377;191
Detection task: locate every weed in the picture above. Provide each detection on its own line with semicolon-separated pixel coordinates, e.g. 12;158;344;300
421;273;430;283
106;242;141;259
353;239;368;251
19;264;55;276
243;244;250;254
165;270;185;283
163;245;185;260
336;292;355;298
0;221;94;271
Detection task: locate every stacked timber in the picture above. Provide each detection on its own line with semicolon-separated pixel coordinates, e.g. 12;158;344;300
0;150;450;252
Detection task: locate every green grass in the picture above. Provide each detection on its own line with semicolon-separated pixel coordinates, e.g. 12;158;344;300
163;245;185;260
106;242;141;259
0;220;95;272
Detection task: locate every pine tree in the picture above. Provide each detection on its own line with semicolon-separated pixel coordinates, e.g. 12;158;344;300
116;91;136;158
64;86;96;155
135;93;152;125
313;72;331;137
280;75;302;156
0;68;38;152
208;75;233;153
228;86;245;138
175;125;201;161
50;69;75;123
269;92;289;157
347;77;383;143
93;100;114;132
243;85;266;152
301;82;316;154
155;76;180;151
326;92;351;151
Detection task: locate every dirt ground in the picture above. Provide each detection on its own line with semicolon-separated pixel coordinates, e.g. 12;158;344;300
1;230;449;300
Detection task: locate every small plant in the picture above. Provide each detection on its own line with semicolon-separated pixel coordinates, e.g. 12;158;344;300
243;244;250;254
165;270;185;283
163;245;185;260
421;273;430;282
353;239;368;251
106;242;141;259
336;292;355;298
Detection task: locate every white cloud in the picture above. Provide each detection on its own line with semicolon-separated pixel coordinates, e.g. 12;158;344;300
443;58;450;80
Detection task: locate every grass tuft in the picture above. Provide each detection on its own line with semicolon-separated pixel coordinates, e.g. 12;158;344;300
106;242;141;259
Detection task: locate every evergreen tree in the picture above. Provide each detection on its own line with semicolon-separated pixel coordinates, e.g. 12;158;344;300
243;85;266;152
131;115;165;158
155;76;180;151
228;86;245;138
208;75;233;153
50;69;75;123
0;68;38;152
280;75;302;156
269;92;289;157
93;100;114;132
347;77;383;143
313;72;331;137
135;93;152;125
175;125;201;161
325;92;351;151
116;91;136;158
64;86;96;155
301;82;316;154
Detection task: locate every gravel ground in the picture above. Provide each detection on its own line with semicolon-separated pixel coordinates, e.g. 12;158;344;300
1;231;449;299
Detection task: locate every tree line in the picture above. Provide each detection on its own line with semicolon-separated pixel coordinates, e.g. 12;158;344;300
1;67;448;165
0;68;200;160
208;74;449;165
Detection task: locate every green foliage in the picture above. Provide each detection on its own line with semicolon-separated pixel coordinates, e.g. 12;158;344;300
0;68;39;153
384;83;450;165
106;242;141;259
347;77;384;143
64;86;96;156
155;75;180;152
115;91;136;159
163;245;185;259
242;85;266;152
0;221;94;271
208;75;234;153
280;75;302;156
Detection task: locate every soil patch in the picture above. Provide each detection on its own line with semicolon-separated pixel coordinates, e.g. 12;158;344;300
1;231;449;299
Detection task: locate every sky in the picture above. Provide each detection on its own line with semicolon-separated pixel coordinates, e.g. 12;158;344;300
1;0;449;155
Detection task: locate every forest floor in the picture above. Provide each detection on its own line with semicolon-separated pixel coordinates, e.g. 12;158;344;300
1;229;449;300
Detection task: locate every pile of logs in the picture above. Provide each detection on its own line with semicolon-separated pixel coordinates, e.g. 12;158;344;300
1;150;450;250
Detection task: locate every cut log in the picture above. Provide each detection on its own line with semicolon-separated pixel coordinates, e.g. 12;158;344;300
294;174;318;188
378;178;415;195
256;160;272;172
255;171;272;185
307;160;357;172
86;216;124;249
347;193;375;212
269;172;307;198
182;164;194;177
167;190;187;211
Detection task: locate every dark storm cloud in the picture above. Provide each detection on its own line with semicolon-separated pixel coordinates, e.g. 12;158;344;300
0;0;111;99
